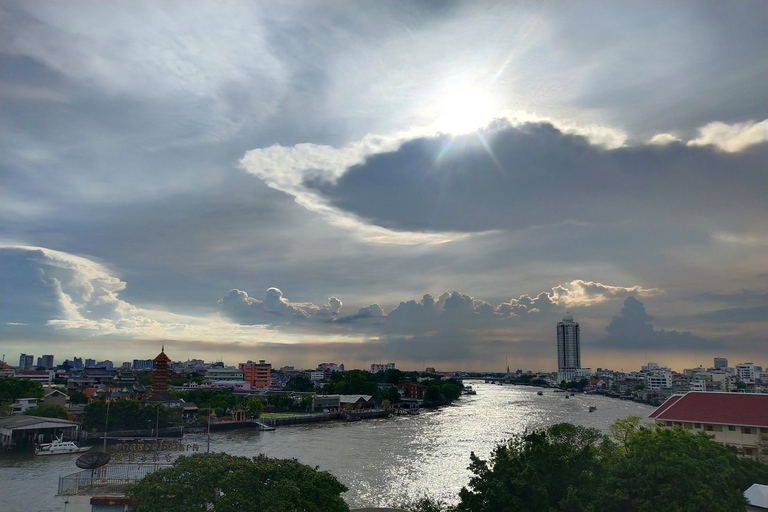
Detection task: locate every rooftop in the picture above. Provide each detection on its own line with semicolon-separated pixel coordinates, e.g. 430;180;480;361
649;392;768;427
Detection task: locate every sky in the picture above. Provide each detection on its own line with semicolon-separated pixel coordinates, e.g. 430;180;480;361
1;1;766;373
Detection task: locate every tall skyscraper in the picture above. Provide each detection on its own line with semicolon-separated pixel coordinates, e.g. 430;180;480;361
714;357;728;369
556;312;581;383
39;355;54;369
19;353;34;370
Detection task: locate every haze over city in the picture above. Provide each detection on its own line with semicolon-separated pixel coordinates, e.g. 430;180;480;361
1;1;766;372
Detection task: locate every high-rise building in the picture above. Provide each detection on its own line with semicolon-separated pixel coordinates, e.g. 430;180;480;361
19;354;34;370
714;357;728;370
556;312;581;383
39;355;54;369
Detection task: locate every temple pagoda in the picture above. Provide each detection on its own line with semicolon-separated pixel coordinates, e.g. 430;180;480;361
145;346;182;407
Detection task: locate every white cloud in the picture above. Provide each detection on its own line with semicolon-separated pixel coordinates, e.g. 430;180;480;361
688;119;768;152
711;232;768;247
648;133;681;145
549;280;663;307
0;245;276;342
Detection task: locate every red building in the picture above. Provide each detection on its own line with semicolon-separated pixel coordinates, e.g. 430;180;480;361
401;379;424;399
239;360;271;388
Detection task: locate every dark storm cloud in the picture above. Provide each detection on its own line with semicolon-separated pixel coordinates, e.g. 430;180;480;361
596;296;716;350
305;122;767;233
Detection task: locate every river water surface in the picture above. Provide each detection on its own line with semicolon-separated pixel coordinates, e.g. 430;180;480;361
0;382;654;511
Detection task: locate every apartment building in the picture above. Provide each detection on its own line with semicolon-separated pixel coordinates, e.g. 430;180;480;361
650;392;768;458
239;360;271;388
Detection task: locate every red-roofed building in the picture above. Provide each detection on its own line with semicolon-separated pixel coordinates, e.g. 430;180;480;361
650;392;768;458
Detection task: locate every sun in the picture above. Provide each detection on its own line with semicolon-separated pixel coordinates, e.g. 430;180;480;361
434;89;497;135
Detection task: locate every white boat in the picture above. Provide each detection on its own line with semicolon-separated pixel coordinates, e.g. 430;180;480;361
35;436;90;456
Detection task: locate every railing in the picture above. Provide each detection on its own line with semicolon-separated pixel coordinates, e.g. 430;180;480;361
58;464;169;496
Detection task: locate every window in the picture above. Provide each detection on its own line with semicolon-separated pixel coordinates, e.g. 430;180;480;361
761;428;768;434
694;423;701;429
728;425;736;431
666;421;673;427
744;447;754;456
742;427;752;434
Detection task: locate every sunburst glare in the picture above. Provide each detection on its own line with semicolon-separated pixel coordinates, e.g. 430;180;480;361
434;89;499;135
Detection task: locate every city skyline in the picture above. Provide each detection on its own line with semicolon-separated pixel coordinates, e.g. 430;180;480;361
1;1;766;372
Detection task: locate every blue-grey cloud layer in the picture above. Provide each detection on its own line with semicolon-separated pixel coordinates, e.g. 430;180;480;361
1;1;766;369
306;122;767;233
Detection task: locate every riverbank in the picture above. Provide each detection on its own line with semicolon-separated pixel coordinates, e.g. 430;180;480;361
0;383;655;512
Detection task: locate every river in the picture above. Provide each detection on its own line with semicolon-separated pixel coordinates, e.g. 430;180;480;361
0;382;654;511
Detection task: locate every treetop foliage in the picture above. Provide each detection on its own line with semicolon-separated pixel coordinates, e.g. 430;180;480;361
127;452;349;512
452;419;767;512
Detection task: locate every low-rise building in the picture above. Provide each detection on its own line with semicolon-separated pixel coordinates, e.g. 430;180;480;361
401;380;424;400
649;392;768;459
203;368;244;382
11;397;39;414
370;363;395;374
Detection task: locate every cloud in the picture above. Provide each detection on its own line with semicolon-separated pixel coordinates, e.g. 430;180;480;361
0;245;272;342
688;119;768;152
648;133;681;145
243;120;767;237
218;287;343;326
597;296;714;350
219;280;659;338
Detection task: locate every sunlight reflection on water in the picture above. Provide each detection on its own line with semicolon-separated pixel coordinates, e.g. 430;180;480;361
206;382;654;508
0;382;654;511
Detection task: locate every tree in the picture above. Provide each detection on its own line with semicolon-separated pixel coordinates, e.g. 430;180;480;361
83;400;179;431
457;423;610;512
24;403;69;419
599;425;760;512
126;452;349;512
608;415;642;450
0;377;44;402
246;397;264;418
284;375;315;392
69;391;88;405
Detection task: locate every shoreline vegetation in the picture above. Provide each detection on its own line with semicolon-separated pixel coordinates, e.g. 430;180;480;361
123;418;768;512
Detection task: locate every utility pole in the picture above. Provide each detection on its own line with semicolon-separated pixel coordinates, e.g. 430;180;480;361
102;399;110;452
207;406;211;453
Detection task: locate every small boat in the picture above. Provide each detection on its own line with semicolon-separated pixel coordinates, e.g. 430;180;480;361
463;386;477;395
35;435;90;456
588;406;597;412
537;391;543;396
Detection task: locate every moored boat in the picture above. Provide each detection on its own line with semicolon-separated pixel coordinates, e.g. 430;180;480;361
35;436;90;456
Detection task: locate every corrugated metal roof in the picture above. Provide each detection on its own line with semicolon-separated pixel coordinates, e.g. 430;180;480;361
0;415;80;430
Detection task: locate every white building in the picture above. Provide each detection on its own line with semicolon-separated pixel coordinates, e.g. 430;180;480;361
370;363;395;374
736;363;757;383
645;370;673;390
11;397;39;414
203;368;244;382
556;312;581;383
